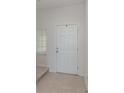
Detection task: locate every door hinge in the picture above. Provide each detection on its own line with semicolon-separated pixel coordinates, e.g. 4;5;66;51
77;66;79;71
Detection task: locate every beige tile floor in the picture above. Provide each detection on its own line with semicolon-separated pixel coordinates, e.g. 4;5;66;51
37;72;86;93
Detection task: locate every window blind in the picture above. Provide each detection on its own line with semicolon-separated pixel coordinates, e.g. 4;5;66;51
36;29;47;54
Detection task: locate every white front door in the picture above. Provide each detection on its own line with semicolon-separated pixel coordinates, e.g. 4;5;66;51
56;24;78;74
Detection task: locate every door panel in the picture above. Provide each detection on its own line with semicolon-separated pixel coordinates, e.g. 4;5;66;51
56;24;78;74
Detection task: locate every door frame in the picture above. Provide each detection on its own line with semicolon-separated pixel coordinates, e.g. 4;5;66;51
55;24;79;75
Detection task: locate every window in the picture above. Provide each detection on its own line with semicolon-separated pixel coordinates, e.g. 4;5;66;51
36;29;47;54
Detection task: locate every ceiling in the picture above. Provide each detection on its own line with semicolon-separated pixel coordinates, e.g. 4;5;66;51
36;0;85;9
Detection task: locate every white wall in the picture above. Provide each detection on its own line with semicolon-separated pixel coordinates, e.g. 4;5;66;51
36;54;47;67
37;3;88;76
36;9;48;67
83;0;88;89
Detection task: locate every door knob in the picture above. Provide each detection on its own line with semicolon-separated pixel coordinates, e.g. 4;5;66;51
56;48;59;53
